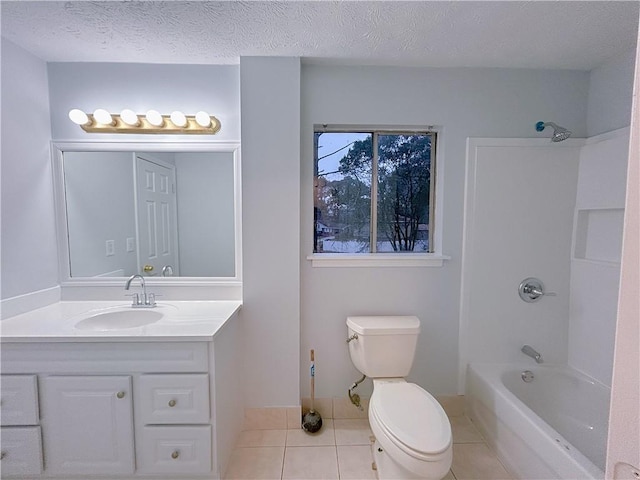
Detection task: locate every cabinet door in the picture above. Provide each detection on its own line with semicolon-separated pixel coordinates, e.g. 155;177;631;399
40;376;135;475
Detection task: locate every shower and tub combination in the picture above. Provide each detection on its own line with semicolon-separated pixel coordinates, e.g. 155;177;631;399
461;122;623;480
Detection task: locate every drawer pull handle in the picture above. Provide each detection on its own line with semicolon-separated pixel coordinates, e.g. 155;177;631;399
116;391;126;399
171;450;180;459
168;399;177;407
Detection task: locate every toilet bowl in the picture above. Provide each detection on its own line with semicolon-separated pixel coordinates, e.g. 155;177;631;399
369;379;452;479
346;316;452;480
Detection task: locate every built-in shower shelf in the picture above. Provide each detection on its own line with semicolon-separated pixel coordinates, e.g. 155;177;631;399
572;257;621;268
573;208;624;265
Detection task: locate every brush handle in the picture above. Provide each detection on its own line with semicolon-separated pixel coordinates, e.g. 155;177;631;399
310;349;315;411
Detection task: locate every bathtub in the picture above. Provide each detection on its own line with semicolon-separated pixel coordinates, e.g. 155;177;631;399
466;363;611;480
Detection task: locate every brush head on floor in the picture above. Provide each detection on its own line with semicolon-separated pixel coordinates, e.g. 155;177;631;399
302;410;323;433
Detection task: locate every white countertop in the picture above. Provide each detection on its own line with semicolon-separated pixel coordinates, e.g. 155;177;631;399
0;300;242;343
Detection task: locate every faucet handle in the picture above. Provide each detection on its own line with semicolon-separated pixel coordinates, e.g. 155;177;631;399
126;293;142;306
145;293;157;307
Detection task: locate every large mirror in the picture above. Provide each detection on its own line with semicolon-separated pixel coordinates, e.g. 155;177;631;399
52;142;241;284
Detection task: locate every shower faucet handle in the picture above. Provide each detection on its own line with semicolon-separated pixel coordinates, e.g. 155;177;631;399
518;278;556;303
529;287;556;297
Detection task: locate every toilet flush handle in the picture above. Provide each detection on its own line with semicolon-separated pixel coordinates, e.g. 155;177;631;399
346;333;358;343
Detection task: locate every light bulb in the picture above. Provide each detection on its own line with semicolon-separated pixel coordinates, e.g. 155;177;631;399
93;109;113;125
195;111;211;128
146;110;164;127
170;110;187;128
120;109;140;126
69;109;90;126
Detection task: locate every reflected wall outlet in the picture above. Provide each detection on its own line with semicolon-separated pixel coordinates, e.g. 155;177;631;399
126;237;135;252
105;240;115;256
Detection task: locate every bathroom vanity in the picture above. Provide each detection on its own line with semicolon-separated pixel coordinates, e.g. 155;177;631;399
0;301;243;480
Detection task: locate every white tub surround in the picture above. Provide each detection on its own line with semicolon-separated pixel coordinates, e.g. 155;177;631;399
466;363;608;480
0;301;243;480
569;127;629;387
459;138;581;392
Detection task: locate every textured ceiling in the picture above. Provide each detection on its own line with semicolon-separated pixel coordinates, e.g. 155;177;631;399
1;1;638;70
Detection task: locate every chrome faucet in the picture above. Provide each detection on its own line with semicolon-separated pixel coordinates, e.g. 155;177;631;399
161;265;174;277
125;274;156;308
521;345;543;364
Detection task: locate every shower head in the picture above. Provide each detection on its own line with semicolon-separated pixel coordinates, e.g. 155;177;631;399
536;121;572;142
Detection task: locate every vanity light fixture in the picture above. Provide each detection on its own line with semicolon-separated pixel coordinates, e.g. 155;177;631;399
68;108;221;134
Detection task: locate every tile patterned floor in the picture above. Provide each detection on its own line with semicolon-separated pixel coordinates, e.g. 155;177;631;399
224;412;513;479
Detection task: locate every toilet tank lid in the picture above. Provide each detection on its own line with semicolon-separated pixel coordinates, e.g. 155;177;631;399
347;316;420;335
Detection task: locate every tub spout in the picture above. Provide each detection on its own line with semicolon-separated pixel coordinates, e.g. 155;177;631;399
521;345;543;364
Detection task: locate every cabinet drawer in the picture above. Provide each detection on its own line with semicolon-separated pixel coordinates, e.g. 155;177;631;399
0;426;43;476
136;425;212;474
0;375;39;426
137;374;210;424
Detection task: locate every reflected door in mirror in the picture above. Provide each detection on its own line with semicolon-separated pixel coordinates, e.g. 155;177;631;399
135;156;179;276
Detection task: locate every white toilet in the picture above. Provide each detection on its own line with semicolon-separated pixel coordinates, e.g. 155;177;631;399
347;316;452;480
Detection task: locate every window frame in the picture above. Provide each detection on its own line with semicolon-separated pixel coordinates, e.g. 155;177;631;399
309;125;449;267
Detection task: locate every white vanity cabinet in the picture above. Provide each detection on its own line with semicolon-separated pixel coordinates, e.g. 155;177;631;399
0;328;243;480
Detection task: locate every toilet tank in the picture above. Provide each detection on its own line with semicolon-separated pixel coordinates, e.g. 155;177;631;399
347;316;420;378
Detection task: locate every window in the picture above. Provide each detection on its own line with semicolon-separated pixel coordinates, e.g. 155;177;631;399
314;129;436;254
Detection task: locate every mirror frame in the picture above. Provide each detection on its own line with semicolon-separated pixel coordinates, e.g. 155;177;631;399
51;141;242;288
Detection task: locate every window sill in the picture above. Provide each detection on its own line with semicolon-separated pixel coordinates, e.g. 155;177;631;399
306;253;451;268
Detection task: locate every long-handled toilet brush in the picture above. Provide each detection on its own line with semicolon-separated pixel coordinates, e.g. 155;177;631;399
302;349;323;433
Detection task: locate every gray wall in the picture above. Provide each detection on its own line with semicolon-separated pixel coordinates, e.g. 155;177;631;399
587;47;637;137
1;38;58;299
240;57;301;407
175;152;236;277
47;62;240;142
63;151;137;277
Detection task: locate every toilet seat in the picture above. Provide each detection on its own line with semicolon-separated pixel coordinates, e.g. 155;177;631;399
370;381;451;461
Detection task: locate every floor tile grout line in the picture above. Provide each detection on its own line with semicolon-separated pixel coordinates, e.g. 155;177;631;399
282;427;289;479
229;413;507;480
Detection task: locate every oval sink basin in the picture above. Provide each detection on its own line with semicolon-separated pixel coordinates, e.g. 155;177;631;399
75;309;163;331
